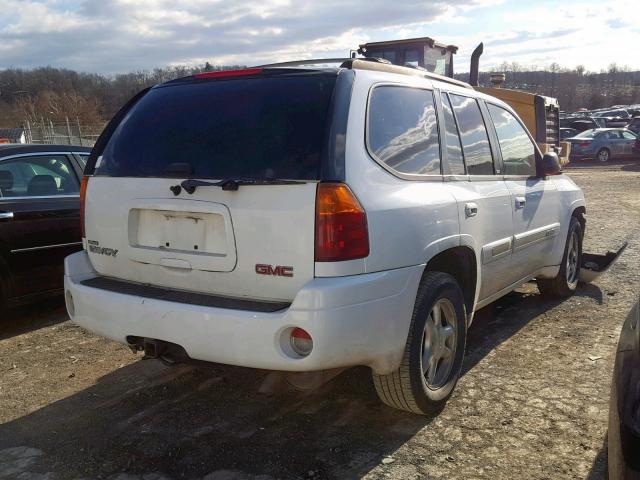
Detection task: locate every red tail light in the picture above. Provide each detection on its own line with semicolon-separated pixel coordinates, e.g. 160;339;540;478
578;142;591;148
315;183;369;262
193;68;263;79
79;176;89;239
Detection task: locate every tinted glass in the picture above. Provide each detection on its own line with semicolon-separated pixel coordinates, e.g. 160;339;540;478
449;94;494;175
603;131;622;139
488;104;536;176
440;93;465;175
368;86;440;175
575;130;597;138
97;74;337;179
404;50;420;66
0;155;79;197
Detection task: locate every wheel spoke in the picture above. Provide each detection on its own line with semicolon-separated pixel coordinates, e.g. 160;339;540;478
441;345;454;358
426;356;438;384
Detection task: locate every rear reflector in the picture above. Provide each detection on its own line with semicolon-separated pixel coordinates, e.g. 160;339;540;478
79;176;89;239
290;328;313;357
193;68;263;79
315;183;369;262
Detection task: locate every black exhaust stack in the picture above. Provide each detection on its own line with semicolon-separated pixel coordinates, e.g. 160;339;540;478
469;42;483;87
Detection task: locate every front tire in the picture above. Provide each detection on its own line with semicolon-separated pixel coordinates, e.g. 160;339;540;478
373;272;467;415
537;216;583;297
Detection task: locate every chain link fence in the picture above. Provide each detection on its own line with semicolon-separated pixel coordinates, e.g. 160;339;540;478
23;117;106;147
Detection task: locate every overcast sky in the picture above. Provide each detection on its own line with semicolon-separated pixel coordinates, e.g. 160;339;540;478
0;0;638;74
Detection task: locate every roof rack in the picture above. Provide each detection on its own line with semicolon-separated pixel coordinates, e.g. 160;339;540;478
257;57;471;89
257;57;388;68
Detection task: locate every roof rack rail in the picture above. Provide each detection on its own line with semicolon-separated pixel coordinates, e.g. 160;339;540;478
257;57;389;68
257;57;471;89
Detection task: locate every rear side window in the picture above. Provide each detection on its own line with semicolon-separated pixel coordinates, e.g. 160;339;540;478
487;104;537;176
97;74;337;180
367;86;440;176
449;94;494;175
440;92;466;175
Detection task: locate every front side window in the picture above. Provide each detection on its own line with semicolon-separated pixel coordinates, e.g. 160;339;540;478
367;86;440;176
0;155;79;198
488;104;537;176
622;131;637;140
449;94;494;175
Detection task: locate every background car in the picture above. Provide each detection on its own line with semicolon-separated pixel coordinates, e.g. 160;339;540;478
0;144;90;309
561;127;579;140
608;299;640;480
627;116;640;135
593;109;631;128
568;128;638;162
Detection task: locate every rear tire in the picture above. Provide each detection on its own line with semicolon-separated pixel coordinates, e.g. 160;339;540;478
372;272;467;415
537;216;583;297
597;148;610;162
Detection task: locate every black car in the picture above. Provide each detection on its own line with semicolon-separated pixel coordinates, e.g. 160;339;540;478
628;117;640;136
0;144;90;308
561;127;579;140
609;299;640;479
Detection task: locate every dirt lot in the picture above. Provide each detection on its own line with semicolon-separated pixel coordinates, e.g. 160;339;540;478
1;163;639;480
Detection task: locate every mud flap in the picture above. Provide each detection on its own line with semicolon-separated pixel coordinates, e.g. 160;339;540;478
579;242;628;283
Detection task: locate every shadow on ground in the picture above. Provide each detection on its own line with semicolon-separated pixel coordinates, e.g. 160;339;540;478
0;297;67;341
0;284;602;479
462;282;602;376
586;435;608;480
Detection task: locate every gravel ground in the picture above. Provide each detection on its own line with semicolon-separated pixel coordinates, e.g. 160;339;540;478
1;162;639;480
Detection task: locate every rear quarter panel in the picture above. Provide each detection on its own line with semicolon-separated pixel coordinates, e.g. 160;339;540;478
338;70;462;274
550;174;586;265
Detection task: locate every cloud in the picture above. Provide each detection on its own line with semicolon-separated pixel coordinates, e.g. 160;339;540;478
0;0;638;74
0;0;500;73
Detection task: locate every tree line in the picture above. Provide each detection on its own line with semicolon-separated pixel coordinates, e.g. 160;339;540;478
457;62;640;112
1;61;639;129
0;62;241;129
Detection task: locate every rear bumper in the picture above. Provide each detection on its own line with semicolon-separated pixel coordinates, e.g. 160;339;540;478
64;251;423;375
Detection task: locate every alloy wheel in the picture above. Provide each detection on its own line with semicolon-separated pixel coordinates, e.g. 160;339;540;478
421;298;458;389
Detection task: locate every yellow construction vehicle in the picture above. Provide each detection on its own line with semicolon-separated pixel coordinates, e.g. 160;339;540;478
357;38;570;164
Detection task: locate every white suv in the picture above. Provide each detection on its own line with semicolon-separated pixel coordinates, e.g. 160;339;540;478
64;60;586;415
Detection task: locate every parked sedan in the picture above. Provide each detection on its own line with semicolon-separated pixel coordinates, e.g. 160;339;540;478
608;299;640;480
0;144;90;309
568;128;638;162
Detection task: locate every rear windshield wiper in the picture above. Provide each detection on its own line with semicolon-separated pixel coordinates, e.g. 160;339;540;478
172;178;307;195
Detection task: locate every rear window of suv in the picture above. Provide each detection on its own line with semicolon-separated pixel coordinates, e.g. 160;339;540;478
96;74;337;180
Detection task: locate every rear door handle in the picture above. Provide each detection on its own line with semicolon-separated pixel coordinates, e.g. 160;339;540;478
515;197;526;209
0;211;14;220
464;202;478;218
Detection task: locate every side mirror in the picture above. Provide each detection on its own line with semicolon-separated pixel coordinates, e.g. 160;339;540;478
537;152;561;177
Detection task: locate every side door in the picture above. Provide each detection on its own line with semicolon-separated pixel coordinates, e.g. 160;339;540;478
485;102;561;281
0;153;82;299
439;91;515;302
621;130;638;157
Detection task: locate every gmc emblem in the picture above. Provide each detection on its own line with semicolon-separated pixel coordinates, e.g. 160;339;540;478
255;264;294;277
